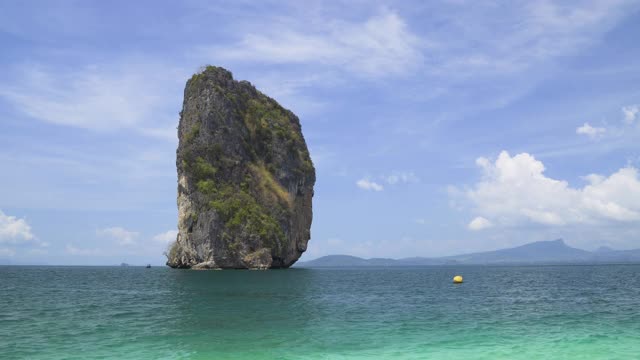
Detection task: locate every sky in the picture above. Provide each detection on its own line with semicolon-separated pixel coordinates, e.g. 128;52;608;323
1;0;640;265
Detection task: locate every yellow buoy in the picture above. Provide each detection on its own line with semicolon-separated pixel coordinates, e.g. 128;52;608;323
453;275;463;284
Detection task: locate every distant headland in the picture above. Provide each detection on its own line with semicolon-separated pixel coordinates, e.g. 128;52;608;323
297;239;640;267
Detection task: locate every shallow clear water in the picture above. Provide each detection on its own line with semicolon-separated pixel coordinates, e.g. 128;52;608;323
2;265;640;359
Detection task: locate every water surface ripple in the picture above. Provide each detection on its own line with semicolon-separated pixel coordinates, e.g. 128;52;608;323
1;265;639;359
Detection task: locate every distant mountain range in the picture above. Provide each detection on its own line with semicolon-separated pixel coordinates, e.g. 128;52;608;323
296;239;640;267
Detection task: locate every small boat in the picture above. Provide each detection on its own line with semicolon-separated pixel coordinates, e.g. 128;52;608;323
146;264;151;268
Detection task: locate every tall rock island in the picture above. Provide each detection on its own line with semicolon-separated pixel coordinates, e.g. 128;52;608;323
166;66;315;269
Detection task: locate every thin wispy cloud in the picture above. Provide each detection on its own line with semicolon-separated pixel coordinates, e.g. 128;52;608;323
152;230;178;244
355;172;418;192
66;244;102;256
433;0;635;75
0;62;183;141
208;1;635;81
212;10;424;78
576;123;606;138
0;142;177;211
384;171;419;185
97;227;139;246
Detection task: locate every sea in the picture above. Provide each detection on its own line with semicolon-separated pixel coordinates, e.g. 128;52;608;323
1;264;639;359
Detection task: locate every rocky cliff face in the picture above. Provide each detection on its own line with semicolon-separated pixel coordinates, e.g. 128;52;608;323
166;66;315;269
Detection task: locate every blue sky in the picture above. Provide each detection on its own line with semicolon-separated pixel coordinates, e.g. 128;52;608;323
1;0;640;265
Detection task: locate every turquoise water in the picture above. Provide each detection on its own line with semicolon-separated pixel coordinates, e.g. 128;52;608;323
2;265;640;359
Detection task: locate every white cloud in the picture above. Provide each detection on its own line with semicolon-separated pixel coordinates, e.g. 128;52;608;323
622;105;639;124
0;210;35;244
0;62;182;141
468;216;493;231
385;171;419;185
354;171;418;192
463;151;640;228
66;244;101;256
211;1;632;81
152;230;178;244
97;227;139;246
414;0;635;79
214;10;423;78
356;178;384;191
576;122;606;138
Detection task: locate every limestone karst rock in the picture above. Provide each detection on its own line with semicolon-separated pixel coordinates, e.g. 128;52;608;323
166;66;315;269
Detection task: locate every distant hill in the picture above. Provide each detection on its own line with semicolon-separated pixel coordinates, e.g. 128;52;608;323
297;239;640;267
299;255;375;267
439;239;593;264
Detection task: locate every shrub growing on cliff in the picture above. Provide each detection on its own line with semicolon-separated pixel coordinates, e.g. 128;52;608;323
209;185;285;250
193;157;217;180
184;122;200;143
165;241;181;261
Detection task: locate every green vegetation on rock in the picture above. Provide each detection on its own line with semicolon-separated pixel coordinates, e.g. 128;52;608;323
184;122;200;143
193;157;217;179
182;153;287;251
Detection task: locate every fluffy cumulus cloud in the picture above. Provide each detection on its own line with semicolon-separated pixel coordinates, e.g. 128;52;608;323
152;230;178;244
97;227;139;246
356;178;384;191
465;151;640;228
0;210;35;244
622;105;639;124
576;122;606;138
